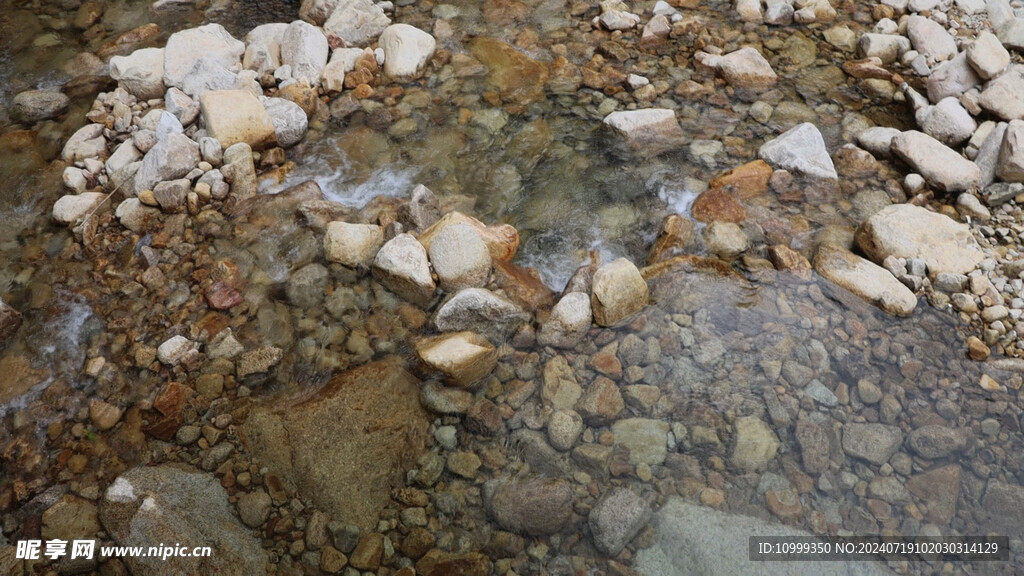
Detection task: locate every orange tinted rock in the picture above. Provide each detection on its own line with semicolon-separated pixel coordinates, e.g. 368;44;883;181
468;37;549;105
691;187;747;223
708;160;773;200
646;214;695;265
492;260;555;311
767;245;813;280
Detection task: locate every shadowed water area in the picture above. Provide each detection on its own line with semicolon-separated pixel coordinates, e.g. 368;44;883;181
1;0;1023;574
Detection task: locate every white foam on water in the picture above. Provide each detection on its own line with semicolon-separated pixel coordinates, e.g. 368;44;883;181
657;184;700;217
516;225;630;293
268;147;416;208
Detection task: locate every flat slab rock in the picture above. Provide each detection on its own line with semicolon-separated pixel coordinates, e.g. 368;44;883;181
634;497;895;576
814;244;917;316
603;108;684;154
855;204;984;275
890;130;979;191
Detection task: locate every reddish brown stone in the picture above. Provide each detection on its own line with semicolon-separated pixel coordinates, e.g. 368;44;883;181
767;245;813;280
646;214;695;265
906;465;960;525
691;187;747;223
576;376;625;425
709;160;773;200
765;488;802;520
590;343;622;377
492;260;555;312
401;527;436;559
466;398;504;436
205;281;243;310
349;533;384;571
153;382;189;417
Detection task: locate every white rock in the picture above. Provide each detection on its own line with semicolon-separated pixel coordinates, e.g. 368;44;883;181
372;233;437;306
814;245;917;316
116;198;160;232
199;90;277;150
324;221;384;266
157;335;196;366
106;140;143;176
330;47;366;72
63;167;88;193
165;87;199;126
857;34;910;64
926;52;981;103
428;222;491;291
890;130;979;191
919;97;977;146
906;15;957;62
855;204;985;275
695;47;777;90
856;126;901;157
163;24;244;89
979;65;1024;120
997;119;1024;182
764;3;794;25
321;60;346;92
299;0;342;25
244;23;289;76
178;57;240;99
62;123;107;162
134;133;200;194
413;331;496;387
109;48;166;100
599;10;642;30
323;0;391;47
603;108;684;153
758;122;837;180
378;24;436;80
281;20;329;86
967;31;1010;80
433;288;529;341
52;192;105;225
538;292;593;349
262;97;308;147
736;0;763;22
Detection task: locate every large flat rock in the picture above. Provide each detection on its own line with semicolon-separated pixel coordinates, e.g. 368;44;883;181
854;204;984;275
240;359;431;530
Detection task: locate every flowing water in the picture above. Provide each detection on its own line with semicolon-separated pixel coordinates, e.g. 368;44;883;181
1;0;1022;574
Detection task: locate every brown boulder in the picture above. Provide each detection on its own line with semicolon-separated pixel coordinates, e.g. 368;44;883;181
708;160;773;200
691;187;746;223
239;359;431;530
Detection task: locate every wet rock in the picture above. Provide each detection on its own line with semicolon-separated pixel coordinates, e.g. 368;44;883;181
379;24;436;80
398;184;441;230
547;410;583;451
242;361;430;530
858;33;910;64
236;346;283;379
237;490;272;528
89;400;124;431
967;31;1010;79
696;47;777;90
889;130;979;192
574;376;622;426
418;212;519;262
491;260;555;312
282;20;329;86
537;292;592;348
636;498;893;576
134;132;200;194
979;65;1024;120
42;495;99;541
223;142;258;199
691;187;746;223
541;355;583;410
602;108;685;154
52;192;105;225
919;97;977;146
487;478;574;536
599;9;641;30
795;412;832;474
163;24;245;89
324;221;384;266
13;89;70;122
468;37;549;105
372;233;436;306
814;245;917;316
110;48;166;100
0;298;22;346
199;90;277;150
101;466;265;575
704;222;749;259
842;422;902;465
611;418;669;465
589;488;651;556
591;258;649;326
981;480;1024;533
428;222;491;290
413;332;497;387
907;425;969;459
62;123;107;162
263;97;308;148
906;465;960;524
324;0;391;47
758;122;837;180
286;263;329;308
419;381;473;414
731;416;780;473
434;288;529;342
906;15;957;62
855;204;984;275
244;23;289;75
